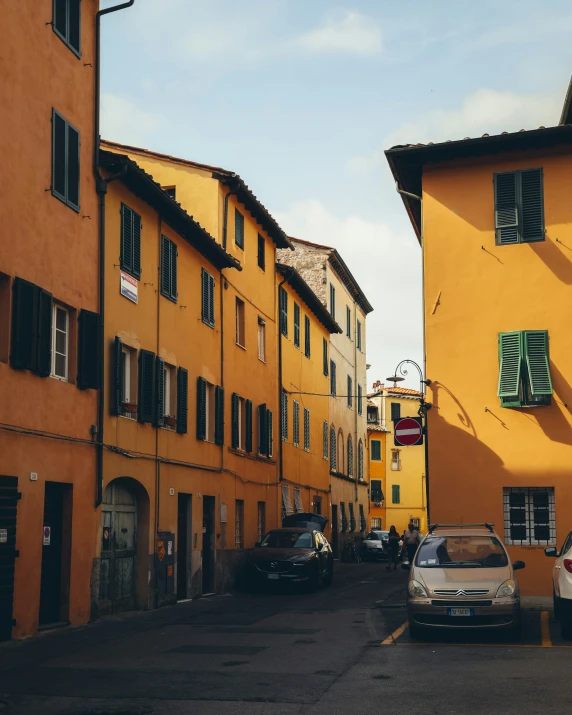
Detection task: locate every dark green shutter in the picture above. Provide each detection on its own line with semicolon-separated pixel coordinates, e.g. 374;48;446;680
78;309;100;389
138;349;155;423
524;331;552;396
196;376;207;439
170;241;177;300
121;204;133;274
245;399;253;452
392;485;400;504
160;235;170;299
10;278;37;371
266;409;273;456
304;316;310;358
371;441;381;461
347;375;352;407
52;110;66;203
111;336;122;415
54;0;67;39
68;0;81;55
521;169;544;243
176;367;188;434
132;210;141;279
66;124;80;211
235;209;244;248
294;302;300;347
358;384;362;415
215;386;225;445
231;393;239;448
498;331;522;398
323;338;328;376
257;234;265;270
494;172;519;245
155;356;165;427
259;403;267;455
208;273;215;325
279;286;287;336
36;289;53;378
202;270;215;327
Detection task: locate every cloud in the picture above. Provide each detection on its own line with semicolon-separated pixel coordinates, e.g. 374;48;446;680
295;11;382;57
100;93;165;146
274;200;423;390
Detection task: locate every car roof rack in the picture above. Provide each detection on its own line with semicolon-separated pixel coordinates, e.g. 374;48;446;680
428;523;494;534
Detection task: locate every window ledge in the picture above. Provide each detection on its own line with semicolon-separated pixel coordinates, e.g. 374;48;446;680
228;446;276;464
202;319;215;329
236;342;246;351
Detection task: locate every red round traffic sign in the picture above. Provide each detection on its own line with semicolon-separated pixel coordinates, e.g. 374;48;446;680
394;417;423;446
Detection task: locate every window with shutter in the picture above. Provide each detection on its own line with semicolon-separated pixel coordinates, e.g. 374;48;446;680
53;0;81;57
390;402;400;421
279;286;288;337
266;409;273;457
50;304;69;381
494;168;544;245
257;234;265;270
201;269;215;327
258;403;267;455
358;384;362;415
52;110;80;211
323;338;328;376
245;399;253;452
293;400;300;447
235;209;244;249
231;393;240;449
215;386;225;445
154;356;165;427
293;302;300;348
257;317;266;362
330;360;336;396
36;289;53;378
294;487;303;513
160;235;178;302
235;298;245;347
358;440;364;479
524;331;552;398
347;436;353;476
330;427;337;470
346;306;351;339
177;368;188;433
304;316;310;358
281;390;288;441
120;204;142;279
392;485;400;504
347;375;352;408
329;284;335;319
137;349;155;424
10;278;55;376
348;502;356;531
357;320;362;351
498;330;552;407
370;440;381;461
323;421;328;459
196;377;207;440
77;309;100;389
371;480;382;503
304;408;310;451
111;336;123;415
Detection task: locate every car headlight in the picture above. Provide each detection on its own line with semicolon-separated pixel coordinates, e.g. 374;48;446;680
496;579;516;598
408;580;428;597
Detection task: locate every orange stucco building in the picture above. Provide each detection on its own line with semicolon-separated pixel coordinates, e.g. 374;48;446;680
387;111;572;595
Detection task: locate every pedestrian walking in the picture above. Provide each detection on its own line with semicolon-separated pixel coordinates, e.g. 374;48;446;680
403;521;420;564
386;525;400;571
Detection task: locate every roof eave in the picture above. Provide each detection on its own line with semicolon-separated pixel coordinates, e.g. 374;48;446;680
328;250;374;315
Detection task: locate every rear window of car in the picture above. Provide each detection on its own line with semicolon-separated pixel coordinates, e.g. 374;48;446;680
415;535;508;568
365;531;384;541
260;531;313;548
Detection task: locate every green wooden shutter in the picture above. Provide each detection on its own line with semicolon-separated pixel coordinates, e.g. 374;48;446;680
10;278;37;371
294;302;300;347
132;210;141;279
257;234;265;270
196;377;207;439
259;403;267;455
524;330;552;396
121;204;133;275
279;286;288;336
304;316;310;358
266;409;273;456
245;399;253;452
215;386;225;445
52;110;67;203
155;356;165;427
323;338;328;376
498;331;522;397
235;209;244;248
281;390;288;441
392;485;400;504
77;309;100;389
304;408;310;451
371;440;381;461
68;0;81;55
160;235;170;299
66;123;80;211
36;288;53;377
231;393;239;448
521;169;544;243
138;349;155;423
208;273;215;326
111;336;122;415
494;172;519;245
176;367;188;434
201;269;209;324
53;0;68;40
330;283;335;319
170;240;178;301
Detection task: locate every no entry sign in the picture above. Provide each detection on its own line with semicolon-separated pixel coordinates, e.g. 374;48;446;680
394;416;423;446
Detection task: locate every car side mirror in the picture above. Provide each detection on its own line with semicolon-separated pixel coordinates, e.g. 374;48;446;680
544;547;558;558
512;560;526;571
254;542;261;548
401;562;411;571
316;542;323;551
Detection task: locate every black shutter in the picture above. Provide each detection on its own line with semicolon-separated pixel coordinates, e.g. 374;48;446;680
215;386;225;445
170;241;178;301
132;211;141;279
121;204;133;274
36;289;53;378
494;172;519;245
66;124;80;211
266;410;273;456
245;399;253;452
257;234;265;270
10;278;37;371
521;169;544;243
196;377;207;440
68;0;81;55
231;393;239;449
77;309;100;389
160;235;170;299
52;110;66;202
323;338;328;376
155;356;165;427
304;315;310;358
202;270;215;327
176;367;188;434
137;349;155;424
53;0;67;39
208;273;215;326
259;403;267;455
111;336;122;415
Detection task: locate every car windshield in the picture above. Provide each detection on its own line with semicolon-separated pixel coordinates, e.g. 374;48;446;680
260;531;313;549
415;535;509;568
365;531;386;541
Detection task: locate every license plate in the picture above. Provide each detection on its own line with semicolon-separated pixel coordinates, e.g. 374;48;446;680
267;574;280;580
448;608;473;617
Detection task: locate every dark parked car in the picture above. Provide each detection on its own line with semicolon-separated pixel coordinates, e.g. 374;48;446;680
361;530;389;561
246;513;333;591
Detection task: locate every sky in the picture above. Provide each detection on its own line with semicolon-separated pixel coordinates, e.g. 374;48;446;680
100;0;572;390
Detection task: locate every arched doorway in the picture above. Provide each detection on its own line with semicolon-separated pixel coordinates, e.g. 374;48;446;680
100;480;138;613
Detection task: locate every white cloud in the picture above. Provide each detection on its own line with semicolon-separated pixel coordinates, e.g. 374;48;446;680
275;200;423;390
295;11;382;57
101;93;165;146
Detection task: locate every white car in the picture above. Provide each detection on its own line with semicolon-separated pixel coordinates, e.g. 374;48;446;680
545;532;572;639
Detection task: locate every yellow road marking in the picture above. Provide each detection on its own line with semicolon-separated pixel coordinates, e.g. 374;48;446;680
381;621;408;644
540;611;552;647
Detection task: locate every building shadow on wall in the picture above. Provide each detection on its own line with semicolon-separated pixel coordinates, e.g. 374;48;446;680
523;361;572;446
527;235;572;285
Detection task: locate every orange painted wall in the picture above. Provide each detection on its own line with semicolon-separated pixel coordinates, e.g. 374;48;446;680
0;1;99;637
368;430;386;529
423;146;572;595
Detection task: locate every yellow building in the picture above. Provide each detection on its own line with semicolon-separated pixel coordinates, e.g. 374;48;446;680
368;383;427;534
276;263;342;542
386;85;572;594
367;405;388;530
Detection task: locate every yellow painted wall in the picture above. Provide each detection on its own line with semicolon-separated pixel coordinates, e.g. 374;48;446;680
367;429;386;529
423;147;572;595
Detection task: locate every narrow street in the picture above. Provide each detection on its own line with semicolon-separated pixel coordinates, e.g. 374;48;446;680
0;562;568;715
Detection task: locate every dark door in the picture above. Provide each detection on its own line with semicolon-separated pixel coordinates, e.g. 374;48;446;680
177;493;191;600
331;505;339;559
0;476;19;641
39;482;71;626
202;496;215;593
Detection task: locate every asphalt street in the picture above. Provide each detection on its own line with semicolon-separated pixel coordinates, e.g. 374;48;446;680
0;561;569;715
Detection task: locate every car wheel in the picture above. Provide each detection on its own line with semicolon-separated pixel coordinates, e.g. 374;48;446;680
408;621;423;640
322;567;333;587
553;589;561;620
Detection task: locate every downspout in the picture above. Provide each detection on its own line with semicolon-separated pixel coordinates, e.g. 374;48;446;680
154;214;161;606
278;273;289;488
353;302;359;508
94;0;136;508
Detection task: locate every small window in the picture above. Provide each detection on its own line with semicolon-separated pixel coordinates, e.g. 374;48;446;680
51;304;69;381
279;286;288;337
503;487;555;545
281;390;288;441
329;283;336;319
294;487;303;513
346;306;351;339
120;344;137;419
257;502;266;543
347;375;353;408
498;330;552;408
257;317;266;362
53;0;81;57
235;209;244;249
330;360;336;396
340;502;347;532
163;186;176;200
120;204;142;280
304;408;310;451
160;235;178;302
411;517;420;529
304;316;310;358
392;484;400;504
390;402;401;421
357;320;362;351
205;382;216;442
323;421;328;459
294;302;300;348
235;500;244;549
358;440;364;479
370;440;381;461
163;363;177;429
235;297;245;348
494;168;544;245
232;394;247;450
52;109;80;212
257;234;265;270
348;502;356;531
293;400;300;447
391;450;400;471
371;480;383;503
201;269;215;328
371;517;382;530
323;338;328;376
359;504;366;532
358;384;363;415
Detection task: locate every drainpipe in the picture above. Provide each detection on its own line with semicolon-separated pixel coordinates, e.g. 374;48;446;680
277;273;289;487
94;1;136;507
353;302;359;509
